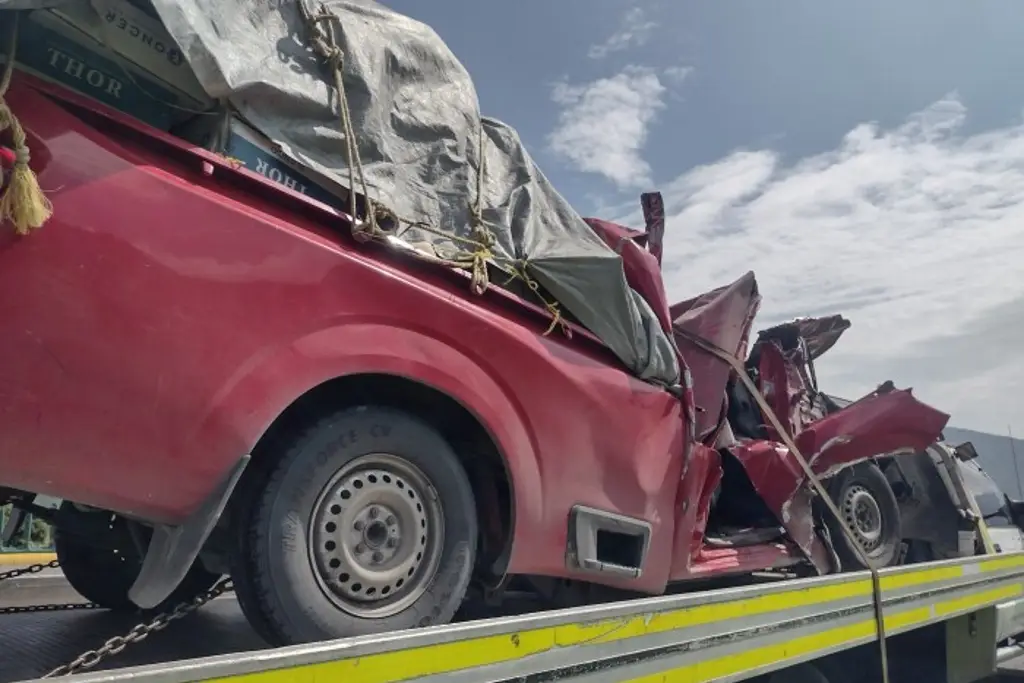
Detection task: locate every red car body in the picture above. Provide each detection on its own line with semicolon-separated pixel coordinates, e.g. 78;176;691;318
0;73;950;596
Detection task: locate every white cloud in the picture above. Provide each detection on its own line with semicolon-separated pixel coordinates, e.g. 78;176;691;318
548;66;665;189
663;66;693;85
641;93;1024;433
588;7;657;59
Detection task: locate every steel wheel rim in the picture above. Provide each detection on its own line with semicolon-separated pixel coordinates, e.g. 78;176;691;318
841;484;883;553
308;452;445;618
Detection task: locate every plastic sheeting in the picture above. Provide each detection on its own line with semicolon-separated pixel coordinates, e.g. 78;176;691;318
0;0;680;387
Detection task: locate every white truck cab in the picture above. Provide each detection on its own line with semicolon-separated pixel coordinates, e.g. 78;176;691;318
954;455;1024;643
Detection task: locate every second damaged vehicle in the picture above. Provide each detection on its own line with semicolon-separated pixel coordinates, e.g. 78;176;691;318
0;1;948;646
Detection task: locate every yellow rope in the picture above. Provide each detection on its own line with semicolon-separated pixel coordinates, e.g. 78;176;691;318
297;3;566;335
217;154;245;169
0;13;52;235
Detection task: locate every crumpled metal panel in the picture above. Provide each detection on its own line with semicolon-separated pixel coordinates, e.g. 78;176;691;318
671;271;761;442
756;315;852;362
669;443;723;570
728;387;950;572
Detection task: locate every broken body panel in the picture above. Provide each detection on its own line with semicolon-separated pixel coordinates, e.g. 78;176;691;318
0;72;948;600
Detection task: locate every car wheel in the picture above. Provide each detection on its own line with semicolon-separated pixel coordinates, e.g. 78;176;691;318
823;461;902;570
54;504;221;612
232;405;478;646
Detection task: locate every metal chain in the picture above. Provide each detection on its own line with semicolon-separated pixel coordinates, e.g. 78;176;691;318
0;559;100;615
42;577;234;678
1;602;99;615
0;558;60;581
0;558;233;677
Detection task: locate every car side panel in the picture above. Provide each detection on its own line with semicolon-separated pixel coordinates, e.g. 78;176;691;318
0;78;685;591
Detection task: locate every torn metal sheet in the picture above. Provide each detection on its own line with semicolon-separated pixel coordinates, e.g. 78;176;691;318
728;388;950;572
585;216;673;337
755;336;843;442
671;271;761;443
640;191;665;266
756;314;852;362
669;443;723;571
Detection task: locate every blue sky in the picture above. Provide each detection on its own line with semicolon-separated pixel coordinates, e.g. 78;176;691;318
384;0;1024;435
386;0;1024;202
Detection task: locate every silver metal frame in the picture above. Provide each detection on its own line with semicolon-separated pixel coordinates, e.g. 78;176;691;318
29;552;1024;683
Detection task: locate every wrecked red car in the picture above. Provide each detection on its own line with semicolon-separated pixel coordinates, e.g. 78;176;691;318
0;70;949;647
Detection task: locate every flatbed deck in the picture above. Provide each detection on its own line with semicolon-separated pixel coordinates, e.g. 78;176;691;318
6;595;1024;683
1;599;262;682
0;579;548;682
2;553;1022;683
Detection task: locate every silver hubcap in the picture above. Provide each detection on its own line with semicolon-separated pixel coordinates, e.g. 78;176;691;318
309;453;444;618
841;485;883;552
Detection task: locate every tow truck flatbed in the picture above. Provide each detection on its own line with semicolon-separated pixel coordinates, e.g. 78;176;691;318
0;599;261;683
3;553;1022;683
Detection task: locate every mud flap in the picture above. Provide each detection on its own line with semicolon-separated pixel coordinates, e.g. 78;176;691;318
128;455;249;609
728;388;949;573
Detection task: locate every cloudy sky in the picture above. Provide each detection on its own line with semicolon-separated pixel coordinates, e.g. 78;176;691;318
384;0;1024;435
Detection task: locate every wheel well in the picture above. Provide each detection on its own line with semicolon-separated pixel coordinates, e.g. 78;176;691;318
249;373;514;579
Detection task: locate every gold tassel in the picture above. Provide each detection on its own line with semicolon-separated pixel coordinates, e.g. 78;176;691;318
0;13;52;235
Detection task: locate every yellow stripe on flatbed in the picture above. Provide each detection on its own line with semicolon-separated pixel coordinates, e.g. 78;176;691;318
627;585;1022;683
202;555;1024;683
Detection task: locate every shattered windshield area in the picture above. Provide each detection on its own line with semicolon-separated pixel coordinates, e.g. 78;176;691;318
958;460;1014;527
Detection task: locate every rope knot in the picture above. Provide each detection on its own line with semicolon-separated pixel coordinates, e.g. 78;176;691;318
471;222;494;248
0;13;54;235
325;46;344;74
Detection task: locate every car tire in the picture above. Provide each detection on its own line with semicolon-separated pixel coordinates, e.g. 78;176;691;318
823;461;902;570
231;405;478;646
54;505;221;612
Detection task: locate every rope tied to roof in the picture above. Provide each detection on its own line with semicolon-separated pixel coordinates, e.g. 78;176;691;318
0;12;52;235
297;2;566;334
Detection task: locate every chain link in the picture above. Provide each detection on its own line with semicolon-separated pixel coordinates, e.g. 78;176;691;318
42;578;234;678
0;558;99;615
0;558;233;677
0;558;60;581
0;601;99;615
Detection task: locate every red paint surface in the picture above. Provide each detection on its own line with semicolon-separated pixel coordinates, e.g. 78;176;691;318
671;271;760;442
0;72;953;596
0;75;687;592
667;443;724;578
758;341;807;440
728;388;949;572
687;543;801;578
585;217;673;335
